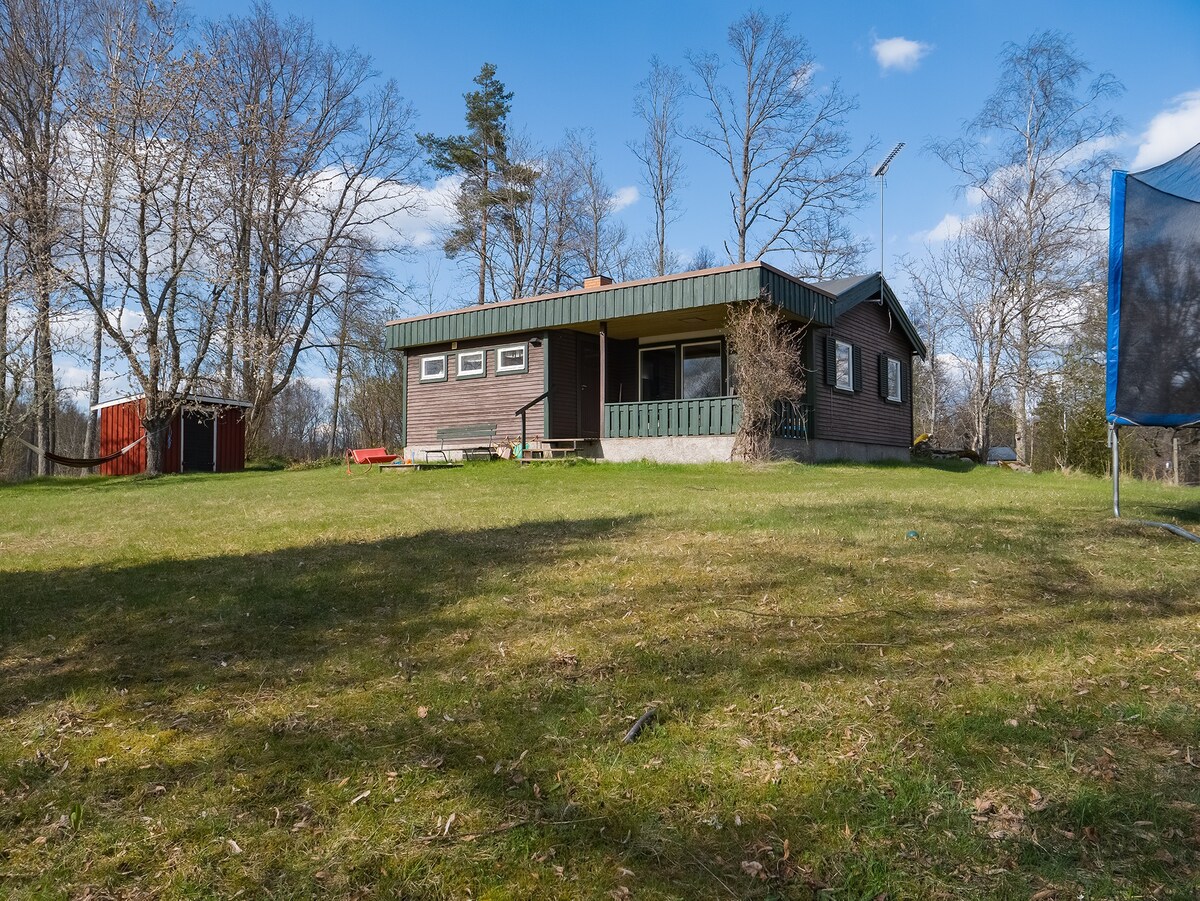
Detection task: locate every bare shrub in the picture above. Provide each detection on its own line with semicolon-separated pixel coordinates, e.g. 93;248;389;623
726;296;806;462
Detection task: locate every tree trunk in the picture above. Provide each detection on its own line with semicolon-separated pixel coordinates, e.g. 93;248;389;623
33;304;54;477
143;417;167;477
83;307;104;467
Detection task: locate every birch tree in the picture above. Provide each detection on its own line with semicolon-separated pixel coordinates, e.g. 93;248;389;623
688;10;870;267
932;32;1120;463
0;0;81;473
630;57;685;277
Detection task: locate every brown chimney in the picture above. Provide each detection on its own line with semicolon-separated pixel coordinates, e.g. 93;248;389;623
583;275;613;289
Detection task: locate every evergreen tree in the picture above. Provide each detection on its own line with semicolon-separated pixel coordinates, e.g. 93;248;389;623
420;63;520;305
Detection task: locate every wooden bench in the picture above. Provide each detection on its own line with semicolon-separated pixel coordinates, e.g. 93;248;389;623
429;423;498;461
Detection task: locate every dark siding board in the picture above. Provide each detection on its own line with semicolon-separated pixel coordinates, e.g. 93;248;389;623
811;301;915;447
405;335;547;447
549;331;583;438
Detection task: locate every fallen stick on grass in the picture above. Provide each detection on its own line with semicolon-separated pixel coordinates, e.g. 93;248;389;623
622;706;659;744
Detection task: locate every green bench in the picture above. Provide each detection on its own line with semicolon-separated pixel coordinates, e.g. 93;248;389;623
429;423;498;461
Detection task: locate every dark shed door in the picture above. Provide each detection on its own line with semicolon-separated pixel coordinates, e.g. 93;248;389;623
182;411;215;472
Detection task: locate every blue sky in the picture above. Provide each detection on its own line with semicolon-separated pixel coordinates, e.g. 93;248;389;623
172;0;1197;308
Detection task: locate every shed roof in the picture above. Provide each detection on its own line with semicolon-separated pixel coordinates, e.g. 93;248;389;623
91;393;253;412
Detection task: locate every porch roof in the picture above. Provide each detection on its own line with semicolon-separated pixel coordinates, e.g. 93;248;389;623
385;261;837;350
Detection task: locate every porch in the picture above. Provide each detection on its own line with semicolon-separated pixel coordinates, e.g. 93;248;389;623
601;396;810;440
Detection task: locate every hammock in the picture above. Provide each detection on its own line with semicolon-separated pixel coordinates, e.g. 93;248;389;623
16;434;147;469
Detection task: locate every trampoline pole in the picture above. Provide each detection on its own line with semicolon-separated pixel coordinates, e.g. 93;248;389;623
1110;424;1121;519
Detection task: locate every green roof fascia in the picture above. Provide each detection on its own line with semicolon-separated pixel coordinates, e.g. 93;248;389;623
385;264;835;351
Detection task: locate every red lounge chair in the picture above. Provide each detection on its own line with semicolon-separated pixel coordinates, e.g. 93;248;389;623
345;447;400;472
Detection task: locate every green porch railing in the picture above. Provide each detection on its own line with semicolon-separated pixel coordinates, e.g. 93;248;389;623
773;402;811;440
604;396;742;438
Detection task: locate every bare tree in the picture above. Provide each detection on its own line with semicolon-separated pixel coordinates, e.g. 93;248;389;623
61;0;231;476
0;0;82;473
206;4;421;450
630;56;686;277
688;10;870;267
932;31;1121;462
901;250;956;440
565;130;633;280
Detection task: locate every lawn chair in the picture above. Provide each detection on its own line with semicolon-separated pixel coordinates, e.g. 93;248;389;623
345;446;400;473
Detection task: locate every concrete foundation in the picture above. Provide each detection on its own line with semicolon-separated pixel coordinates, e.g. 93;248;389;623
773;438;911;464
592;436;737;464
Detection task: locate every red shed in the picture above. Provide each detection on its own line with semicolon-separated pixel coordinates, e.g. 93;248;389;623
91;395;251;476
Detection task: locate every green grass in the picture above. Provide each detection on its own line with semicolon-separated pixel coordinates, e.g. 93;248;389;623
1;460;1198;900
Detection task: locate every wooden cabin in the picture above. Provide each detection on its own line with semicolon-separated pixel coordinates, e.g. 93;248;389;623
92;395;250;475
384;263;926;464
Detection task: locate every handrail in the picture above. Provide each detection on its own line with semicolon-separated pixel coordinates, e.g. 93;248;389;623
514;389;551;458
514;390;550;417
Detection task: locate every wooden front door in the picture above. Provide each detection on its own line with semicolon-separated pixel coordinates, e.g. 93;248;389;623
579;335;600;438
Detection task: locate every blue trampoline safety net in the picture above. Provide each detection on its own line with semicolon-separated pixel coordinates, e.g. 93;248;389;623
1108;142;1200;428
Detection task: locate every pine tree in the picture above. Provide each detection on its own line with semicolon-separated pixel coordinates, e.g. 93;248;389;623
420;63;520;305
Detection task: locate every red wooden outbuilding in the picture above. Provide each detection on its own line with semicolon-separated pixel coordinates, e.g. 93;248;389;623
91;395;251;476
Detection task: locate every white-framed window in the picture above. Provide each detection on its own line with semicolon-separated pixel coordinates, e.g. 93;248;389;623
456;350;485;379
496;344;527;374
419;354;447;382
886;357;903;402
835;340;853;391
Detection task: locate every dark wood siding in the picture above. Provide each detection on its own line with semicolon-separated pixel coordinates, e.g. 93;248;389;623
405;336;546;447
811;301;915;447
549;330;579;437
216;408;246;472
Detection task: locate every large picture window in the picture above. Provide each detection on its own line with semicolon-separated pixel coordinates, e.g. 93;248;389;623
682;342;723;399
639;346;677;401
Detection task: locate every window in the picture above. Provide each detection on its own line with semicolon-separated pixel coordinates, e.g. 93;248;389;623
456;350;485;379
682;342;723;399
420;354;447;382
727;350;739;396
496;344;527;374
887;358;902;402
835;340;853;391
639;346;677;401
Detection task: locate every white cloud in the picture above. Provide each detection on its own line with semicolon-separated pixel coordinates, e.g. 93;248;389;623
872;36;932;73
389;174;462;248
923;213;964;243
1132;90;1200;170
610;185;639;212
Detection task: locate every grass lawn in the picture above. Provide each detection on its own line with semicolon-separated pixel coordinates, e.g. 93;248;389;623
1;460;1198;900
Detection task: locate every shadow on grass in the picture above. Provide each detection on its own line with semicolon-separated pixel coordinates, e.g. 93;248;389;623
3;494;1198;898
0;515;645;713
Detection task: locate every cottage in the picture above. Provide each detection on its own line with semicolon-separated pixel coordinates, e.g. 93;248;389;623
384;262;926;463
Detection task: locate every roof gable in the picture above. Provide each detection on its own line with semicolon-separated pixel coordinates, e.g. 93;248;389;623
818;272;927;359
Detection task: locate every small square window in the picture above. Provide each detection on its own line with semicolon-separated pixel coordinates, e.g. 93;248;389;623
496;344;527;374
886;358;902;402
835;340;853;391
457;350;485;379
420;354;447;382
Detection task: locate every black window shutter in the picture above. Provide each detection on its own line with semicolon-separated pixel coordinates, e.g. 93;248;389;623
901;357;911;402
852;345;863;392
824;335;836;386
878;353;888;398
